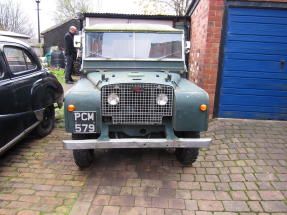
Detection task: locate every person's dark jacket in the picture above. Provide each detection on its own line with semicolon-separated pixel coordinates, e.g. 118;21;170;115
64;32;77;57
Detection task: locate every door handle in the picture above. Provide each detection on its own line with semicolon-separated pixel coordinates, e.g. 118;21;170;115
280;60;285;68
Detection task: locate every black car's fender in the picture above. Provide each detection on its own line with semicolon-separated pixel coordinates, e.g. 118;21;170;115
31;71;64;111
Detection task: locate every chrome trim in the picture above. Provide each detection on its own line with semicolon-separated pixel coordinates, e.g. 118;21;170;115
63;138;212;149
0;121;40;155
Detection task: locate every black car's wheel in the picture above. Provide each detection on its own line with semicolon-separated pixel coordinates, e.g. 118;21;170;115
72;134;94;168
175;131;200;165
35;105;55;137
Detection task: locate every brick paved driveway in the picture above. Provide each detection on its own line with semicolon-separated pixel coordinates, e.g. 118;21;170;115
0;119;287;215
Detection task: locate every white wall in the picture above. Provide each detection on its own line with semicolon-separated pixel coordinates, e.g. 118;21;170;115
86;17;173;27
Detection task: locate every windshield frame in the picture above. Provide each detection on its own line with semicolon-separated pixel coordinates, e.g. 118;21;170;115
83;30;184;62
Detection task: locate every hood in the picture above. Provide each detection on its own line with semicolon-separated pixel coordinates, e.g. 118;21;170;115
87;71;182;89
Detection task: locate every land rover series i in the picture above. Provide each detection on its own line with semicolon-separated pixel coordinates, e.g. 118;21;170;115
63;24;211;168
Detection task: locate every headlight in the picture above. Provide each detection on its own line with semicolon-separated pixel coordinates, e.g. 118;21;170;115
108;93;120;105
156;94;168;106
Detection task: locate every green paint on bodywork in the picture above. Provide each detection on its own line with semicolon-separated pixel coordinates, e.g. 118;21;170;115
64;70;209;134
82;60;186;71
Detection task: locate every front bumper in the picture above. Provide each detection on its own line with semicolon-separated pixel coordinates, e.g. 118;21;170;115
63;138;212;150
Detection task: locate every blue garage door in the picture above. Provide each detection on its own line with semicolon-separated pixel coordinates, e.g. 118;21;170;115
219;7;287;120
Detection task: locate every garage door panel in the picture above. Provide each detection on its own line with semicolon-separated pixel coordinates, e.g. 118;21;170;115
221;88;287;97
228;34;287;44
224;41;287;55
223;71;287;80
219;109;287;120
225;53;286;61
220;94;287;107
229;15;287;25
220;105;287;114
229;7;287;18
223;59;286;72
229;23;287;36
222;77;287;91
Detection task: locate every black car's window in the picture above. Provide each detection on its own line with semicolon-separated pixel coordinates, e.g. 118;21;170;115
0;60;3;78
4;47;37;73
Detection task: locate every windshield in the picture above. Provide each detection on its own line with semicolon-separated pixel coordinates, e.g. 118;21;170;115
85;32;182;60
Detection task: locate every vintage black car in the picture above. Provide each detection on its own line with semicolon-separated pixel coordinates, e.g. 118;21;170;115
0;36;64;154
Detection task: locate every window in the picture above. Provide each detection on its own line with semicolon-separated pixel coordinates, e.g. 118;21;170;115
4;47;37;73
85;32;183;60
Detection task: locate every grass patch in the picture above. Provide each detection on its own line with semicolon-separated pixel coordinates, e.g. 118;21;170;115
55;106;64;128
50;69;65;84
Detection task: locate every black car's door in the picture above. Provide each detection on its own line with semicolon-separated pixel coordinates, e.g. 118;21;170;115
0;51;23;147
3;45;42;135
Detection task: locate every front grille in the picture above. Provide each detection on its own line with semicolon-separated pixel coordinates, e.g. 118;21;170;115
102;83;173;125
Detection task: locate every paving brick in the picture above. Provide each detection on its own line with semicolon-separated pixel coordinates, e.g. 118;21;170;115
198;200;224;211
97;186;121;195
17;210;40;215
0;194;19;201
0;209;17;215
213;191;231;200
259;191;285;200
102;206;120;215
78;192;96;202
247;201;263;212
119;207;146;215
191;191;216;200
135;197;152;207
230;191;248;200
41;197;63;205
92;195;110;206
246;191;261;200
88;205;102;215
146;208;164;215
261;201;287;212
109;196;135;206
185;200;198;211
230;182;246;190
223;201;250;212
168;199;185;209
126;179;141;187
151;197;168;208
164;209;182;215
176;190;191;199
159;188;176;198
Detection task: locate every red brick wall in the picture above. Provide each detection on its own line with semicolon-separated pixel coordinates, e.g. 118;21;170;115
189;0;224;117
189;0;287;117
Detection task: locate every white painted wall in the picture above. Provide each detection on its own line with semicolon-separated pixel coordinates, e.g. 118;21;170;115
86;17;173;27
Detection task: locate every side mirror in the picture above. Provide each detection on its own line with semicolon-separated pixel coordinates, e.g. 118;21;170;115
74;35;82;48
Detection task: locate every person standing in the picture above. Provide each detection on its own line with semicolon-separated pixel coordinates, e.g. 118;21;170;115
64;26;77;84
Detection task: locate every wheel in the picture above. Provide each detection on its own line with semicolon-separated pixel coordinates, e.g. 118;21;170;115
73;149;94;168
72;134;94;168
35;105;55;137
175;131;200;165
175;148;199;165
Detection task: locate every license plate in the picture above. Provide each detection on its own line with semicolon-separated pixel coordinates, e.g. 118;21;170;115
74;111;96;133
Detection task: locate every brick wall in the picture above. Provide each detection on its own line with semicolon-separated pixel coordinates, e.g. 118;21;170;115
189;0;224;117
189;0;287;118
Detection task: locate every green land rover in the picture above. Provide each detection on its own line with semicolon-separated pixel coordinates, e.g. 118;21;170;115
63;24;211;168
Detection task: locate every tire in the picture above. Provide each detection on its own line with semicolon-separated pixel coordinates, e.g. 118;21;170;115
175;148;199;165
72;134;94;168
73;149;94;168
35;105;55;137
175;131;200;165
